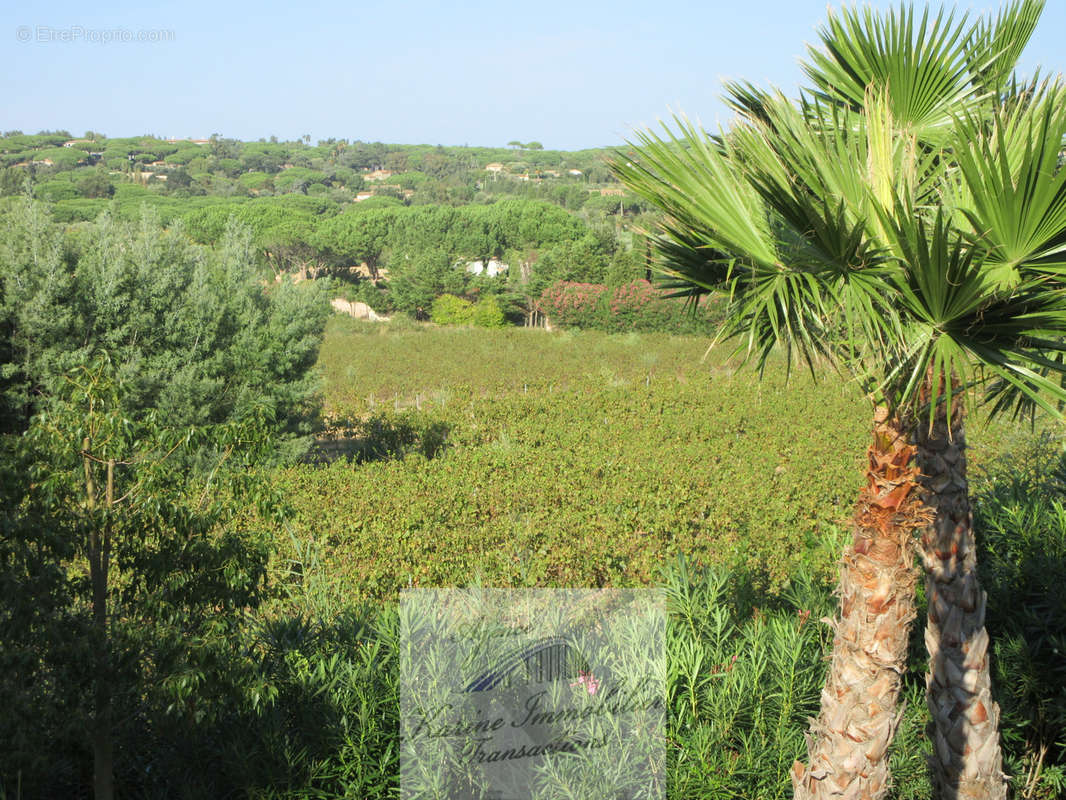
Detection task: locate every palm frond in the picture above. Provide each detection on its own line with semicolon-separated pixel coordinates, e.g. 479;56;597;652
966;0;1045;97
610;119;842;376
723;80;775;125
802;4;982;139
954;81;1066;284
613;1;1066;428
879;205;1066;423
610;117;777;267
982;349;1066;421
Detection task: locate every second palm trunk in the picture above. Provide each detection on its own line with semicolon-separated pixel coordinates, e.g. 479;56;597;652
792;407;926;800
916;403;1007;800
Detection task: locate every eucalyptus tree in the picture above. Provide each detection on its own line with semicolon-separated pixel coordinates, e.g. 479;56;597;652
612;3;1064;799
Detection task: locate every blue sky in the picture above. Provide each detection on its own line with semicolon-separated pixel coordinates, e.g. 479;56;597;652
2;0;1064;150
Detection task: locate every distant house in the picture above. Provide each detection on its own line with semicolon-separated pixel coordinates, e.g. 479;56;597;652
568;169;583;176
484;163;504;173
364;169;394;182
355;191;374;202
62;139;91;148
465;258;509;277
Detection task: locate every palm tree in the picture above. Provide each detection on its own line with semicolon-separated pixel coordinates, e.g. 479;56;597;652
611;3;1065;799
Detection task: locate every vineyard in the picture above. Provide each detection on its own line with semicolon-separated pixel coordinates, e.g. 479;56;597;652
269;318;1039;601
272;319;862;599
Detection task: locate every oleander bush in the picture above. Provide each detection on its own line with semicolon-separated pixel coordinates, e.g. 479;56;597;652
973;440;1066;799
537;279;723;334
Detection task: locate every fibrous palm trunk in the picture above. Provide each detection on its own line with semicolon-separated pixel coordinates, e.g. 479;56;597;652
916;403;1007;800
793;407;926;800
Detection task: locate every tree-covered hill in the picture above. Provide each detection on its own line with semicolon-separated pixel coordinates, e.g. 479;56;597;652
0;130;632;217
1;129;689;331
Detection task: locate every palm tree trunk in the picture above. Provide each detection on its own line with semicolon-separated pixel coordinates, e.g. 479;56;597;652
793;407;925;800
915;402;1007;800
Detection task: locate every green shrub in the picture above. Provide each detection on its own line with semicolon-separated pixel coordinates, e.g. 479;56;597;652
76;170;114;199
33;179;79;203
472;294;505;328
973;438;1066;799
52;198;108;223
239;171;273;191
430;293;474;325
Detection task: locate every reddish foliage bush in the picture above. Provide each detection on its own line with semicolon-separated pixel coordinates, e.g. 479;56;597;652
537;280;721;333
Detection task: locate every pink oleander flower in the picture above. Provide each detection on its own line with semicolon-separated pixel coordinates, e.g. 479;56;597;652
570;670;600;695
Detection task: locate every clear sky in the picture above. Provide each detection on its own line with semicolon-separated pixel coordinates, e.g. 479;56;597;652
2;0;1064;151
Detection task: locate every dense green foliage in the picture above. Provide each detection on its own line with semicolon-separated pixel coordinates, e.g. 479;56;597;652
0;199;332;798
0;370;280;797
976;442;1066;796
429;293;505;327
430;293;477;326
0;199;330;455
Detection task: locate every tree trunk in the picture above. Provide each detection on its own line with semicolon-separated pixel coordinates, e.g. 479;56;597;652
915;402;1007;800
86;446;115;800
793;407;926;800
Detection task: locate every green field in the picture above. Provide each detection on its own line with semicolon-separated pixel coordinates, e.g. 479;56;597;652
268;317;1042;601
